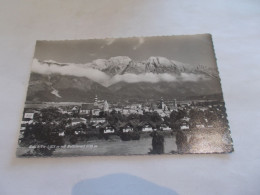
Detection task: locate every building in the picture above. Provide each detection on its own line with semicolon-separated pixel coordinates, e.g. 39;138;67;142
71;106;79;113
159;123;171;131
155;109;167;117
139;121;155;132
101;122;116;134
92;105;101;116
180;121;189;130
158;97;168;111
136;109;143;115
71;118;87;126
173;99;177;108
80;104;93;115
168;99;178;111
130;104;142;110
120;122;135;133
21;120;33;125
58;131;65;137
24;109;35;119
80;96;109;116
103;100;109;112
122;108;130;115
91;123;102;129
90;118;106;124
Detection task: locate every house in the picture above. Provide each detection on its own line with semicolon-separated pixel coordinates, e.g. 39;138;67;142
122;109;130;115
24;109;35;119
129;109;138;114
120;122;135;133
71;106;79;114
104;128;115;134
74;130;84;135
180;122;190;130
159;123;171;131
155;109;166;117
198;107;208;112
130;104;142;110
90;118;106;124
143;106;150;112
136;109;144;115
58;107;68;114
71;118;87;126
21;119;33;125
91;123;102;129
80;104;94;115
139;121;155;132
101;122;116;134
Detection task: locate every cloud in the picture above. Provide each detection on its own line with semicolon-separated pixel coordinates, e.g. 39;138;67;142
31;59;208;87
105;72;206;86
106;73;177;86
133;37;144;50
31;59;110;84
179;73;208;81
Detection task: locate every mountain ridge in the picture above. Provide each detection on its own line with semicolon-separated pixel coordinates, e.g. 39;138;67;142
28;56;222;102
38;56;218;78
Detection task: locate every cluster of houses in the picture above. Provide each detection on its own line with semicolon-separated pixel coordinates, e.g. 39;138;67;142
19;109;173;139
99;120;173;135
19;96;226;141
77;96;178;118
69;117;173;135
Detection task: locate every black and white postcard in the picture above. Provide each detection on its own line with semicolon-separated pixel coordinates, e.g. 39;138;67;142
17;34;233;157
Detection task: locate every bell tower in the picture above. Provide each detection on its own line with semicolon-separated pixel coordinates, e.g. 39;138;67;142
94;95;98;106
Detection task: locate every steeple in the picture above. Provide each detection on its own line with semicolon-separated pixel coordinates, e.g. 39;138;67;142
104;100;109;112
94;95;98;106
173;99;177;108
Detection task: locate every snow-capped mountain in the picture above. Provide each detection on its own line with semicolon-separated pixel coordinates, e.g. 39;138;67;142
38;56;218;78
28;56;222;102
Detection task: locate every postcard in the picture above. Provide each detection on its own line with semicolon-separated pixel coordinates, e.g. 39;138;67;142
17;34;233;157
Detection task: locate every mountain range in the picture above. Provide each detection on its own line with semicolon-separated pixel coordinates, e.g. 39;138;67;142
26;56;222;102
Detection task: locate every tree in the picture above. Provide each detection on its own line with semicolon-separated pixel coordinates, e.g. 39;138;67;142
150;131;164;154
40;107;62;122
151;112;161;123
69;136;78;144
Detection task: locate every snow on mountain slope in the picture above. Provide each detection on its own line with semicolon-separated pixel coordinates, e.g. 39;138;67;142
51;88;62;98
37;56;218;78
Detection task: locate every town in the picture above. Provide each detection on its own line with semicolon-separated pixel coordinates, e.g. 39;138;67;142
18;95;229;156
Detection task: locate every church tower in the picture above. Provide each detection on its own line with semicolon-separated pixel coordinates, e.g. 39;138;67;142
173;99;177;108
103;100;109;112
159;97;167;110
94;95;98;106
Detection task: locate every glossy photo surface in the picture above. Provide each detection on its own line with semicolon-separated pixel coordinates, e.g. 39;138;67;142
17;34;233;157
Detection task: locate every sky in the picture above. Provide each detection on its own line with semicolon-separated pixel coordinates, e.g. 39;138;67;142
34;34;217;68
